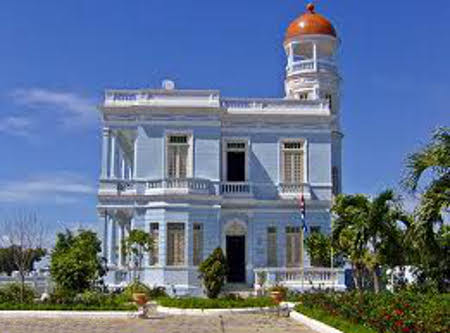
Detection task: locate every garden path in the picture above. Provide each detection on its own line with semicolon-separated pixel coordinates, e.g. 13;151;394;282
0;313;317;333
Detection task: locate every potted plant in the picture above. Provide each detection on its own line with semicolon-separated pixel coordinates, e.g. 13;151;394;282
269;285;287;304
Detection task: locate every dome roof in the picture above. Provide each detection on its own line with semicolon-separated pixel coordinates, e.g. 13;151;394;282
285;3;337;40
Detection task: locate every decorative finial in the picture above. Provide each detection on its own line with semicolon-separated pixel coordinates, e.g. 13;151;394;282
306;3;315;13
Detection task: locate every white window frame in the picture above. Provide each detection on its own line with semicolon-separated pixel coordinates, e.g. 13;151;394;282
165;131;193;179
222;138;249;182
279;138;308;184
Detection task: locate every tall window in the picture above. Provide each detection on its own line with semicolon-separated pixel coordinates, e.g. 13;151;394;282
267;227;277;267
225;141;247;182
286;226;301;267
167;135;190;178
149;223;159;265
193;224;203;266
282;141;305;183
167;223;185;266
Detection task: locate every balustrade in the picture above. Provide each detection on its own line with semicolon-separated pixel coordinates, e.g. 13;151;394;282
254;267;346;291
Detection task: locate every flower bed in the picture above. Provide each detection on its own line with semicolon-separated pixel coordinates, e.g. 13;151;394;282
158;296;275;309
295;291;450;333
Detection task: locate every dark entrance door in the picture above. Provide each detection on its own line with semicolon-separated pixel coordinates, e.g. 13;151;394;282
226;236;246;283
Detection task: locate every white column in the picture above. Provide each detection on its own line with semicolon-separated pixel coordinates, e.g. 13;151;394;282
108;218;116;265
118;223;125;267
110;134;116;179
101;128;110;179
101;211;108;257
121;156;126;179
313;42;318;71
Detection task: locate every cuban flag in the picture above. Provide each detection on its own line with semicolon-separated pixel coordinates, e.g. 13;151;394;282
299;193;308;234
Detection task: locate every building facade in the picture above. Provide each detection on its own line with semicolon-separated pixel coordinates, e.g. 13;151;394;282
98;3;343;294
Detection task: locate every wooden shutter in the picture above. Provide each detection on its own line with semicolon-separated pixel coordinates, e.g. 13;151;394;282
193;224;203;266
167;223;185;266
267;227;277;267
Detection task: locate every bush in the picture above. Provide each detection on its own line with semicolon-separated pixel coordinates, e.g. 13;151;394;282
158;296;275;309
198;247;228;299
0;283;36;304
296;291;450;333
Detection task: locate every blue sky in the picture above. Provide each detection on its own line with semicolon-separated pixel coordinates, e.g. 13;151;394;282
0;0;449;233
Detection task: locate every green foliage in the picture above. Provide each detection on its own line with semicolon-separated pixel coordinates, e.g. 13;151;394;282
305;232;333;267
0;246;46;275
332;191;408;292
402;127;450;292
158;296;275;309
0;283;36;304
50;230;106;294
122;229;153;280
198;247;228;299
296;291;450;333
296;303;377;333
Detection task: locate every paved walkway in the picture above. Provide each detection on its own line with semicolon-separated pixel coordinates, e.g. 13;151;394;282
0;313;316;333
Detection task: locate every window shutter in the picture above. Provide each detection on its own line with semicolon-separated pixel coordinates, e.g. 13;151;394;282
267;227;277;267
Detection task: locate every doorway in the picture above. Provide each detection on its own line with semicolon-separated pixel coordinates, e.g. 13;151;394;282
226;235;246;283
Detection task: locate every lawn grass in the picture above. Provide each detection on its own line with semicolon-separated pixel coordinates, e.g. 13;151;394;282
0;303;137;311
295;303;377;333
158;296;275;309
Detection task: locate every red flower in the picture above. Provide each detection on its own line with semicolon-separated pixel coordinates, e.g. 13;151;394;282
394;309;404;316
402;328;410;333
395;320;404;327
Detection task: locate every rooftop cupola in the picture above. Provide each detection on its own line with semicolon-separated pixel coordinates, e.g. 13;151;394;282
283;3;340;113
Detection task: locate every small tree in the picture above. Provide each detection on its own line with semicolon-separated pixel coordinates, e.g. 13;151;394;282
0;212;46;302
123;230;153;281
198;247;228;299
50;230;105;294
305;232;333;267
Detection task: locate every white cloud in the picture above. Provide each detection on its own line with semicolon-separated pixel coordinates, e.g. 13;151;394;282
11;88;98;127
0;116;34;138
0;173;96;204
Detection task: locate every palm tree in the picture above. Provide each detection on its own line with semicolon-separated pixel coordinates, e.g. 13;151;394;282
403;127;450;291
332;191;406;293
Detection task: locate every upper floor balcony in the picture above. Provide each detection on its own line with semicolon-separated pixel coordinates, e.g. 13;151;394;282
98;178;311;200
286;59;337;76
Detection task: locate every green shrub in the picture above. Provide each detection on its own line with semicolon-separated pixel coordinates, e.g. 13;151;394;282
158;296;275;309
198;247;228;299
296;291;450;333
0;283;36;304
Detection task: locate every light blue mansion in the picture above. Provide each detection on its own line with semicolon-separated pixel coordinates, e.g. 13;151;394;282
98;4;344;294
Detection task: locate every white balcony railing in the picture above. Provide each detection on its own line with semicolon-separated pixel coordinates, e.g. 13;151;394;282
278;183;311;199
220;182;252;197
287;59;337;75
254;267;346;292
99;178;212;196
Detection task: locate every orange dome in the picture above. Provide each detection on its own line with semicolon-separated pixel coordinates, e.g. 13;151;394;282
285;3;337;40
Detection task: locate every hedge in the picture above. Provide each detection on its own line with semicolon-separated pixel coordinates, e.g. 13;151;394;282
295;291;450;333
158;296;275;309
